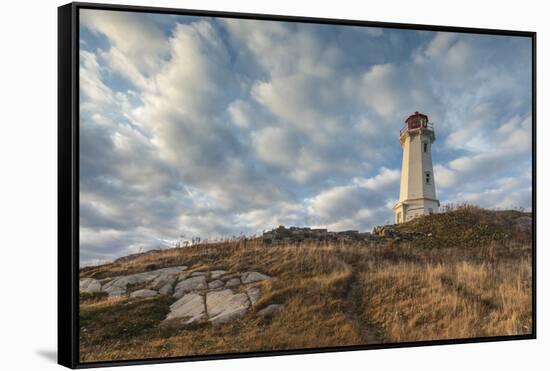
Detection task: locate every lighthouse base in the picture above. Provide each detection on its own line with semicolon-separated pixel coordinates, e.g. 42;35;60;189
393;198;440;224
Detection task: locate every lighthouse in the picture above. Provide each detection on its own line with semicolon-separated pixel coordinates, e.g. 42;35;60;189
393;111;440;224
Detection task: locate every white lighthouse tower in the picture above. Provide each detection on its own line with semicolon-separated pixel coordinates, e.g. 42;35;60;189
393;111;439;224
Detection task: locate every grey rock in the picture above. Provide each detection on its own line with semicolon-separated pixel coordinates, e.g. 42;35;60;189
257;304;283;317
210;270;227;279
166;293;206;324
246;286;261;305
103;286;126;297
130;289;158;298
114;272;158;286
153;266;188;275
225;278;241;288
206;289;250;326
208;280;224;289
80;278;102;294
190;271;206;277
158;282;174;296
241;272;270;284
150;267;187;289
100;277;125;296
101;265;188;298
173;276;207;298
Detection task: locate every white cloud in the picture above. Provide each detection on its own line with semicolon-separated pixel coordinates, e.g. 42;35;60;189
452;172;532;210
228;99;253;128
355;167;400;190
81;9;169;76
424;33;458;59
307;167;400;230
446;40;474;68
253;126;302;168
80;51;115;109
358;62;441;123
433;164;458;189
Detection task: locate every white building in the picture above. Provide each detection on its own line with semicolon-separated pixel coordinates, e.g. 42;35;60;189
393;112;440;224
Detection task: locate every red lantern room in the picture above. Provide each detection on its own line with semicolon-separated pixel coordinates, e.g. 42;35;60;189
400;111;434;140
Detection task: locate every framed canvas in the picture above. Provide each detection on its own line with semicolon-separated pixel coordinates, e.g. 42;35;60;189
58;2;536;368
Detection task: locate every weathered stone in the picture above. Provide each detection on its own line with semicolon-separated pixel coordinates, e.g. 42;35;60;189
173;276;207;298
241;272;270;284
158;282;174;296
206;289;250;326
150;267;187;289
166;293;206;324
225;278;241;288
210;270;227;279
103;286;126;297
80;278;102;294
154;265;188;275
101;265;187;297
208;280;224;289
130;289;158;298
257;304;283;317
246;286;261;305
190;271;206;277
101;265;188;297
102;275;143;295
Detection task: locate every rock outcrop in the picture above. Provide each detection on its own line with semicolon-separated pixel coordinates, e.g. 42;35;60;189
80;277;102;294
206;289;250;325
208;280;224;289
130;289;158;298
165;270;273;326
100;266;187;298
80;266;278;326
166;293;206;324
241;271;270;284
225;277;241;288
173;276;208;298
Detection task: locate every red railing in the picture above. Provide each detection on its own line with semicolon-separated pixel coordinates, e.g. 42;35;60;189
400;122;433;136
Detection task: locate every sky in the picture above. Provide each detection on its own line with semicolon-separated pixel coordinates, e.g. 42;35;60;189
79;9;533;264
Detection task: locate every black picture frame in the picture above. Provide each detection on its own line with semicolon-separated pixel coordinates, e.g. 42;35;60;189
58;2;537;369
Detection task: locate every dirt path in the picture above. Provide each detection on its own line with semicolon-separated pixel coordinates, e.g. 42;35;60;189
341;261;383;345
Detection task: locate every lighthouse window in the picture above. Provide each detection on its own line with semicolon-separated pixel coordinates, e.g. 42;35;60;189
423;142;428;153
425;172;431;184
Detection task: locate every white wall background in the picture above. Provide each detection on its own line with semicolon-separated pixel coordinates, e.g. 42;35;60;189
0;0;546;369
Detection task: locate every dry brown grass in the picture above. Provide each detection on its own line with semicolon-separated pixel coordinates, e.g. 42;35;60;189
79;208;533;363
361;258;532;343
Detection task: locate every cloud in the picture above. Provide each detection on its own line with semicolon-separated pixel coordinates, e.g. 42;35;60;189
355;167;400;190
79;51;115;110
228;99;254;128
307;167;400;230
78;11;533;263
81;9;169;77
446;172;532;210
253;126;302;168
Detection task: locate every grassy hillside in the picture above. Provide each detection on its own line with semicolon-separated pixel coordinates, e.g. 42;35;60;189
79;205;533;362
